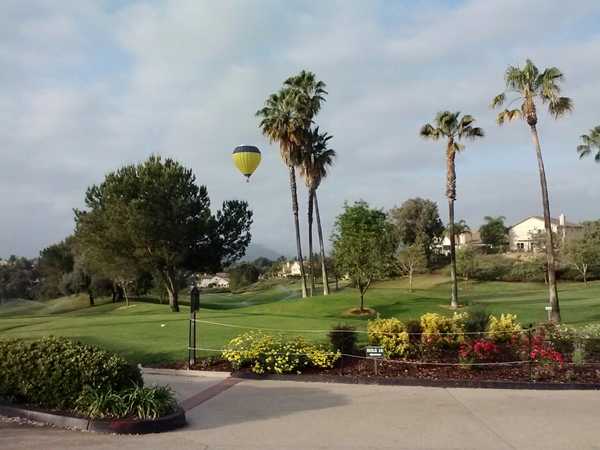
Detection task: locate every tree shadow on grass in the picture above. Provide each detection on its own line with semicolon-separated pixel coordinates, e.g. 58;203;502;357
187;384;349;430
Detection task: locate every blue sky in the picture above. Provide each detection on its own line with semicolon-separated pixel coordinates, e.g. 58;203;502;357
1;0;600;258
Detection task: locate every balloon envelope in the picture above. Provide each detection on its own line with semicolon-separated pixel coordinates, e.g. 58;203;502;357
232;145;261;180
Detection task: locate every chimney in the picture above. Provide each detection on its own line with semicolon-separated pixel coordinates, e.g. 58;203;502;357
559;213;565;227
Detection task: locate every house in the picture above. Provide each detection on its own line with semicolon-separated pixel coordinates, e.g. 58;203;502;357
438;230;484;255
508;214;582;252
277;260;303;278
198;272;230;288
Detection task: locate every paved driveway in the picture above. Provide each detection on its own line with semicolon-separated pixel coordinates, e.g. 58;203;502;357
2;373;600;450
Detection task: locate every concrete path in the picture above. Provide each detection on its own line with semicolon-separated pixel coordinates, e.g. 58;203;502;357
2;373;600;450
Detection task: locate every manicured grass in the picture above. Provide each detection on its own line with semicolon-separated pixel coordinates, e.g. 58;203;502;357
1;276;600;365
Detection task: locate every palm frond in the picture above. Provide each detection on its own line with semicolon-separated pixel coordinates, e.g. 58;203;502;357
577;144;591;159
420;123;440;140
548;96;573;118
491;93;506;109
496;109;521;126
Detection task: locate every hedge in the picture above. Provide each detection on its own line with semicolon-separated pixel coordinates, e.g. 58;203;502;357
0;337;142;410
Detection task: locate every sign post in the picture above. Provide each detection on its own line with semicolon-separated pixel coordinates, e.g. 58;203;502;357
365;345;384;376
544;305;552;322
188;286;200;368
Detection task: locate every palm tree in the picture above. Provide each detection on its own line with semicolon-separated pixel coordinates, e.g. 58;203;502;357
492;59;573;322
420;111;484;308
577;125;600;163
256;89;309;298
453;219;470;237
300;127;336;296
283;70;328;296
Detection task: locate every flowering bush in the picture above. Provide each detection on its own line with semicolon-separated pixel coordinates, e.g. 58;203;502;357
222;332;340;374
420;312;467;347
487;314;522;343
579;324;600;359
538;323;576;355
528;334;564;380
459;339;500;366
367;318;410;358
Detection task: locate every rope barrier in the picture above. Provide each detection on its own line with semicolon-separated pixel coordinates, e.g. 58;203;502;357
190;318;539;336
186;347;600;368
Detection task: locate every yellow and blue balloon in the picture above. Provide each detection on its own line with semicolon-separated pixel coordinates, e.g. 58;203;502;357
232;145;261;182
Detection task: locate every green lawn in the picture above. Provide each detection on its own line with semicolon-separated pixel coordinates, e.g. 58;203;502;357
1;276;600;365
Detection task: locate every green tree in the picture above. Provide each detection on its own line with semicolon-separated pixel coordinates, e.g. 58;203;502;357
332;201;397;311
389;198;444;266
37;237;75;299
564;223;600;285
420;111;484;309
453;219;470;237
74;156;252;312
229;263;260;291
300;127;336;296
577;125;600;163
397;243;427;292
479;216;509;253
492;59;573;322
456;245;478;282
0;257;37;301
257;71;327;298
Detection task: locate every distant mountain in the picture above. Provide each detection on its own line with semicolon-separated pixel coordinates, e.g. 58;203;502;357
240;243;285;262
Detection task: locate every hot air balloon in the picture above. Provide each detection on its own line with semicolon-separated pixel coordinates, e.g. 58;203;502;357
232;145;261;182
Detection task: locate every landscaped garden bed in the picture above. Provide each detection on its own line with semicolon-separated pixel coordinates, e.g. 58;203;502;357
168;310;600;388
0;337;186;433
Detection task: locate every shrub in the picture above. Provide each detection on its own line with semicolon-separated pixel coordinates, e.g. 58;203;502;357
222;332;339;374
538;323;576;355
404;319;422;342
367;318;410;358
75;385;177;419
328;324;358;355
487;314;522;343
459;339;500;366
0;337;142;410
420;312;466;347
464;306;490;335
579;324;600;360
530;335;564;368
572;346;586;366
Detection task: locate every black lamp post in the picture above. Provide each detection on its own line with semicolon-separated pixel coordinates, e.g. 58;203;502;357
188;285;200;368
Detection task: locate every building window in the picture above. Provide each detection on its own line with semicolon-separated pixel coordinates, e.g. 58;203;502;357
517;242;525;251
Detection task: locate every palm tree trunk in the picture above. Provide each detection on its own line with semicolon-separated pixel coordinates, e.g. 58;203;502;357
448;199;459;309
313;191;330;295
447;143;459;309
307;190;315;296
289;165;308;298
530;125;560;322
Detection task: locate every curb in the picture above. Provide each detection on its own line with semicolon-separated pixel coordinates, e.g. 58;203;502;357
232;371;600;390
141;367;231;378
0;404;187;434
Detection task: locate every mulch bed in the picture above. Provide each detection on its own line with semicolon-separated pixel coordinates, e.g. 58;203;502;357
153;355;600;385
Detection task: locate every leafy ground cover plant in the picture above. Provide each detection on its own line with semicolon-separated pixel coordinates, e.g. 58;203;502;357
222;332;340;374
75;385;177;419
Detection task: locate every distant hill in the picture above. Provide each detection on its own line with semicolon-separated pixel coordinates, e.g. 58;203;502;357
241;243;285;262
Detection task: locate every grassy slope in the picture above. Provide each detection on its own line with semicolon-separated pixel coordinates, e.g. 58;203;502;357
1;276;600;364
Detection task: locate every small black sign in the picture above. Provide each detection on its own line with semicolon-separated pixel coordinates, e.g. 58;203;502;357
365;346;384;358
